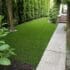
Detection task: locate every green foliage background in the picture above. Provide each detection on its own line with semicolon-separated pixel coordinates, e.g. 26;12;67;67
0;0;61;24
0;0;51;24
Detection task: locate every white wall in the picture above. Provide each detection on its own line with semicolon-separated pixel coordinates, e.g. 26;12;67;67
58;4;67;16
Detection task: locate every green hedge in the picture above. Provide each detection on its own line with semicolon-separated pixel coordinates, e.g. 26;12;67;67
15;0;50;23
48;0;60;23
1;0;59;24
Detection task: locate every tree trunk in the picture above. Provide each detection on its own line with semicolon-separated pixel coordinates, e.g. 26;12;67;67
6;0;14;31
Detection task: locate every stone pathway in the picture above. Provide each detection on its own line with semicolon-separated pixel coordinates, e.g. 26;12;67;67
36;23;66;70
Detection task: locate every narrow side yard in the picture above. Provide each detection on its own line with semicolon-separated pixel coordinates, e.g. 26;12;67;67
4;18;56;68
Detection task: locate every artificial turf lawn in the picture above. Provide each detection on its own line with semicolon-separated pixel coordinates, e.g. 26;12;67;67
4;18;56;68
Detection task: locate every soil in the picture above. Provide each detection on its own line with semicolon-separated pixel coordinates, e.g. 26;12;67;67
0;60;34;70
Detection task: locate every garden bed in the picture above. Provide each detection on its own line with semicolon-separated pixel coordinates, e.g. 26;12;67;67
0;59;33;70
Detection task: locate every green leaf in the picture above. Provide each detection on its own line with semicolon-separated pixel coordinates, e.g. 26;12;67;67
0;15;4;23
0;53;3;57
9;50;16;55
8;48;16;56
0;41;5;44
0;32;9;37
0;57;11;65
0;28;9;38
0;44;10;51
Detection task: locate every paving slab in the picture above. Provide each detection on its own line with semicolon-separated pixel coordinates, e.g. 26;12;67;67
36;23;66;70
47;24;66;53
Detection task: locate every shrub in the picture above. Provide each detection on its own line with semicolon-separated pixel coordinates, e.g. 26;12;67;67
0;28;15;66
48;7;58;23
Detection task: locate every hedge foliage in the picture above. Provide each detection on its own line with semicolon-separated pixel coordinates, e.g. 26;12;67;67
12;0;51;24
0;0;51;24
48;0;60;23
0;0;60;24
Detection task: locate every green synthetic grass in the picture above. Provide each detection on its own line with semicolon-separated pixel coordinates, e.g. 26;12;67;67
4;18;56;68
